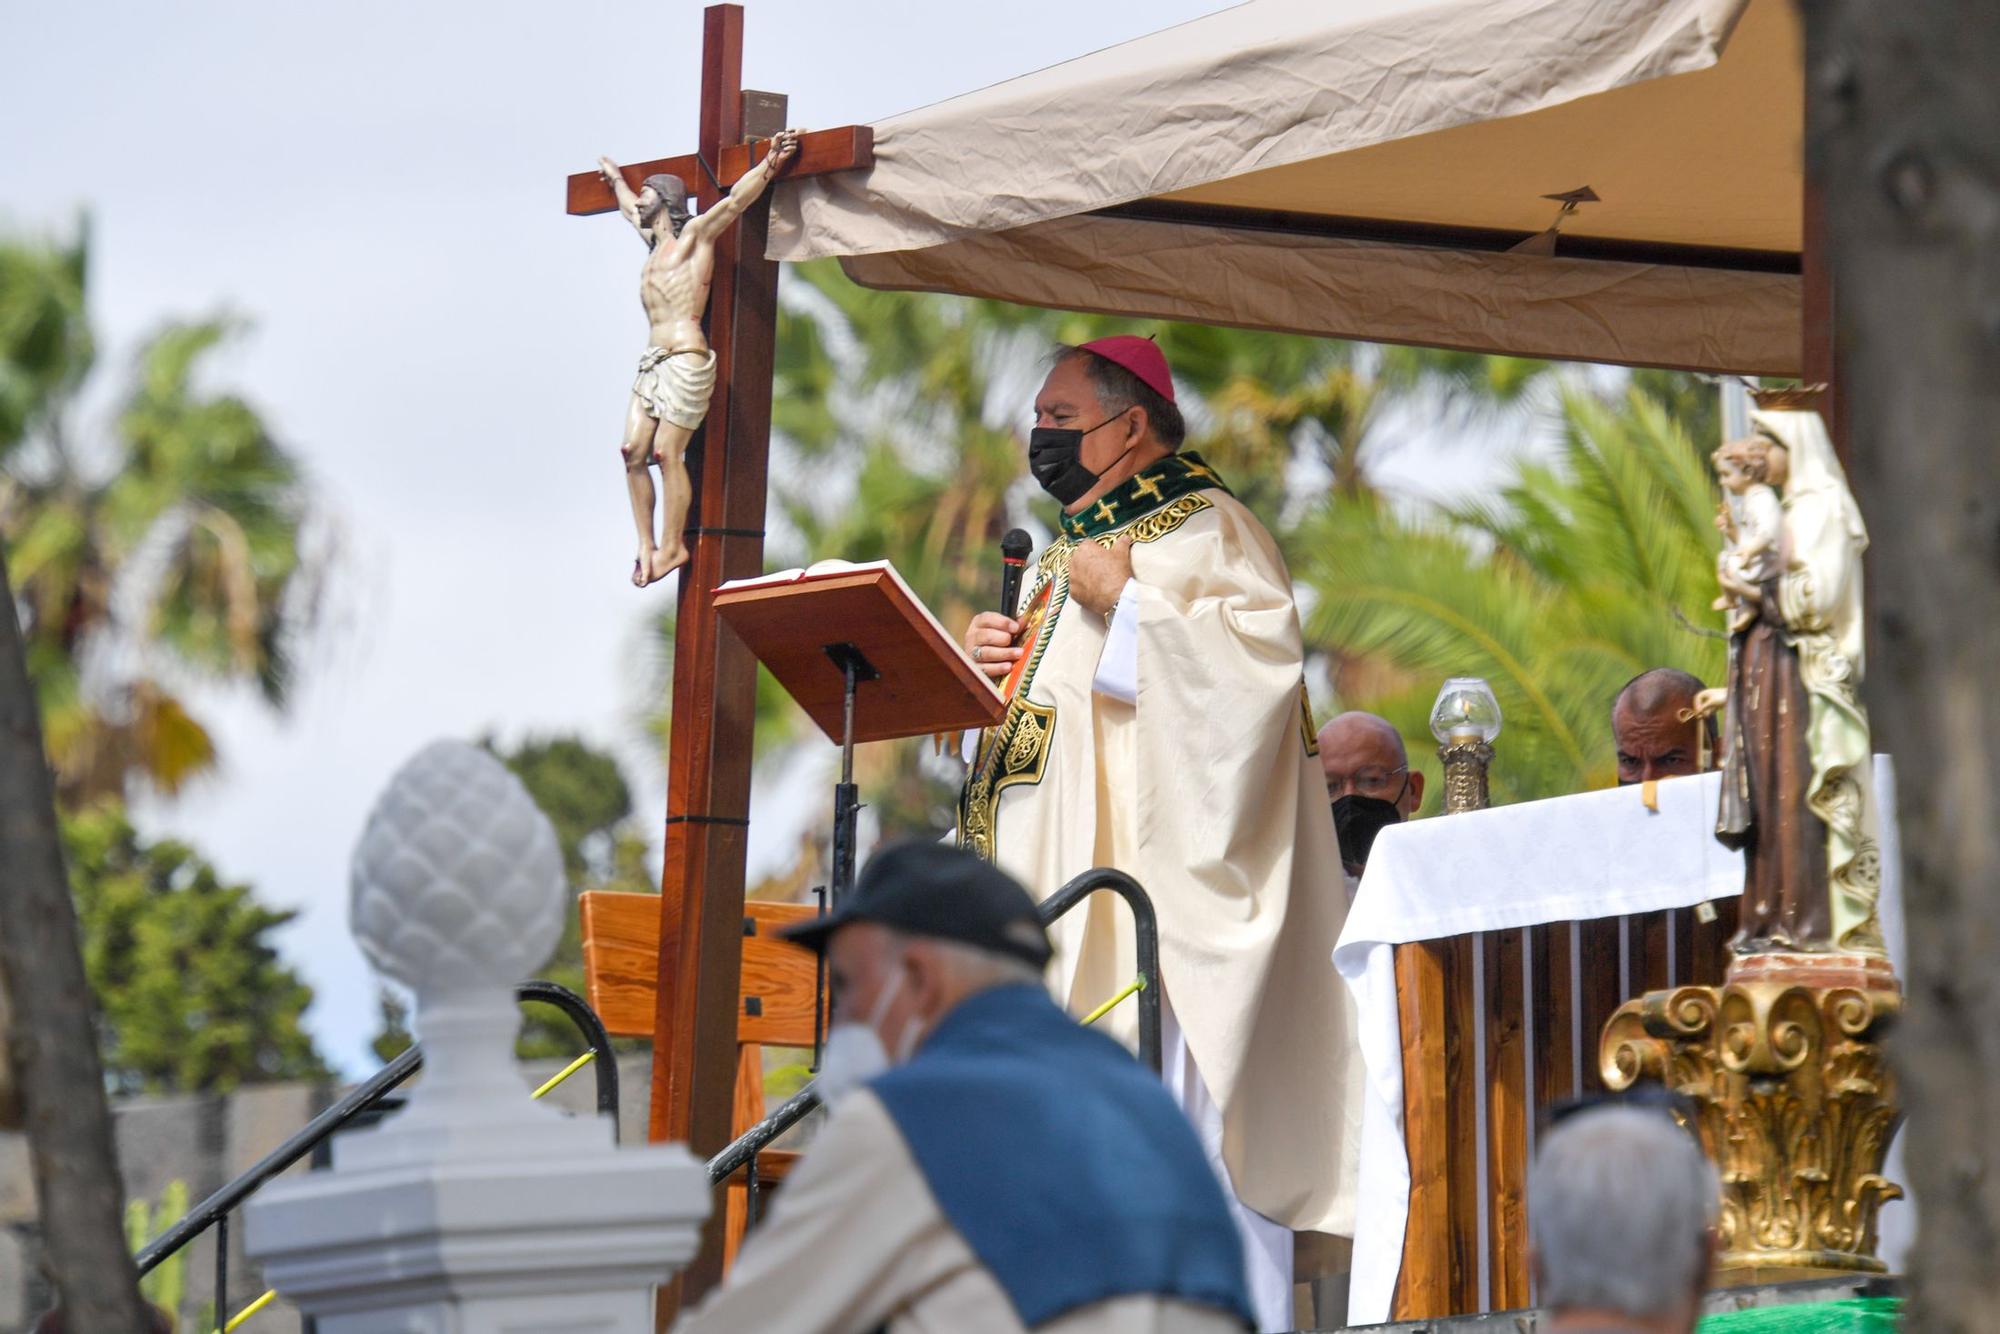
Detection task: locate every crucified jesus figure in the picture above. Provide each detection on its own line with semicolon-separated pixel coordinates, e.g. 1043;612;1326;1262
598;129;800;586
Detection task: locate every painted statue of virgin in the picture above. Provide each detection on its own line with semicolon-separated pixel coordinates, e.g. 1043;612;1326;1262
1712;398;1884;955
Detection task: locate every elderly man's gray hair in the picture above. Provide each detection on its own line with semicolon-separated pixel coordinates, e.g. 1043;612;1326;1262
1529;1106;1718;1319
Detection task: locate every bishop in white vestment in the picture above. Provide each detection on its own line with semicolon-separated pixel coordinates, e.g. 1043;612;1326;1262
960;337;1364;1331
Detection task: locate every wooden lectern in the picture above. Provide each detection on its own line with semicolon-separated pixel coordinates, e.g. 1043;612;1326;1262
715;560;1004;904
716;560;1003;744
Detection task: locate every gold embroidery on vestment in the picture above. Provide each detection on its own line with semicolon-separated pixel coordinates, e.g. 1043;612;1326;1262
959;497;1216;859
959;543;1071;860
1084;493;1213;548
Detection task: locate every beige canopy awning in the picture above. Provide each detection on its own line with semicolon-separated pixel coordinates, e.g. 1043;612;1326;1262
769;0;1803;374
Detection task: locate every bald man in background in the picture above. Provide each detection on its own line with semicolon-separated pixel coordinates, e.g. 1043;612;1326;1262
1611;669;1717;785
1317;712;1424;879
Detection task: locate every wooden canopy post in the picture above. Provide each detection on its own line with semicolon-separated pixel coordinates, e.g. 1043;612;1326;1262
562;4;870;1311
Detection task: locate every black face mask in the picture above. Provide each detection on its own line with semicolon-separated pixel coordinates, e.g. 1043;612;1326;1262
1028;415;1132;506
1332;793;1405;877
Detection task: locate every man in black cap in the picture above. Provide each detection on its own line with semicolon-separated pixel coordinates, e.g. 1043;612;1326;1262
675;841;1252;1334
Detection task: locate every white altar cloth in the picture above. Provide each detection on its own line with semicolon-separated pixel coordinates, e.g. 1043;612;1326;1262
1334;759;1901;1325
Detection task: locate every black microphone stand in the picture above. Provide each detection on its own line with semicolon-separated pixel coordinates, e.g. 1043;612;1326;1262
807;640;877;1072
822;640;878;909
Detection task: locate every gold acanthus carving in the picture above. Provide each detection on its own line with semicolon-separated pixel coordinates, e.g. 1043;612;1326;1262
1600;979;1903;1277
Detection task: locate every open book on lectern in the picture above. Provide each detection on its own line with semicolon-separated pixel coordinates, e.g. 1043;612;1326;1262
714;560;1006;745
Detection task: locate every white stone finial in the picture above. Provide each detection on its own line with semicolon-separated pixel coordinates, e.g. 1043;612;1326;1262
351;738;564;990
344;739;586;1167
248;738;710;1330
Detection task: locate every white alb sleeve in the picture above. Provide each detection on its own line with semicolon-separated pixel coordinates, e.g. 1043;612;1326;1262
1091;580;1140;704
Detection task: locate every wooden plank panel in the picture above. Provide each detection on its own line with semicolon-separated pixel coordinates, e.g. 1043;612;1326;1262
1392;941;1451;1321
1484;929;1530;1310
1444;934;1480;1314
566;125;875;216
740;903;821;1048
581;892;820;1046
1530;922;1578;1117
580;890;663;1038
1690;894;1742;985
1671;906;1695;989
1634;908;1672;995
1575;917;1625;1094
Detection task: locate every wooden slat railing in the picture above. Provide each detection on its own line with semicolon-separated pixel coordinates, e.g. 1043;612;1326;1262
1392;896;1742;1320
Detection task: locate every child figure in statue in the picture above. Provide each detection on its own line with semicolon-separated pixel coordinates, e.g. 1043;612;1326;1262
1702;401;1885;958
1710;435;1786;633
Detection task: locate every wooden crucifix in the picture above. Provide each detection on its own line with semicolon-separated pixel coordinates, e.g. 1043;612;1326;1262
565;2;870;1309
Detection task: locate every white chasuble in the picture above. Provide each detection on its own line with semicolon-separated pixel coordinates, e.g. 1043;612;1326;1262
957;453;1363;1236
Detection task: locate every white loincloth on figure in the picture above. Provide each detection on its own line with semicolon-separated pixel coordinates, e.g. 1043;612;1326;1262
634;347;717;431
1164;996;1293;1334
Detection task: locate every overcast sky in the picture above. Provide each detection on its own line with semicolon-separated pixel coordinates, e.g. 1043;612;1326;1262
5;0;1240;1075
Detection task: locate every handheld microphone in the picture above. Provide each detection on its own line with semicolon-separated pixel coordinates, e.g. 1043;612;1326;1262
999;528;1032;619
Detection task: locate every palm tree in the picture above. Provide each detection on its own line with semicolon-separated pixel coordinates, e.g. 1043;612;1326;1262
0;232;326;808
1296;382;1727;803
1160;326;1554;515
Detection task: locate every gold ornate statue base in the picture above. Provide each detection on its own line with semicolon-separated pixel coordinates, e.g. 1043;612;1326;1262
1600;954;1904;1284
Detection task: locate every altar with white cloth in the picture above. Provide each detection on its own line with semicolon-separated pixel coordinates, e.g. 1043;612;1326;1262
1334;759;1907;1326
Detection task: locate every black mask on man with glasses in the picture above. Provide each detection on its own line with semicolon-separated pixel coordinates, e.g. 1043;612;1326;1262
1317;711;1423;879
1331;779;1408;878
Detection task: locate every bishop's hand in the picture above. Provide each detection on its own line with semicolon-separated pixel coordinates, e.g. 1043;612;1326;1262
1068;536;1134;617
964;611;1022;681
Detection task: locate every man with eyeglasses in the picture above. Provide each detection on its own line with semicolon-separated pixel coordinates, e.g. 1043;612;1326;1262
1317;712;1425;879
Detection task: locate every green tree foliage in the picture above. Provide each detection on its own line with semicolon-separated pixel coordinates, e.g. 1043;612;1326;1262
497;734;656;1059
1297;385;1727;801
64;804;327;1094
1152;325;1551;521
369;734;656;1063
124;1180;188;1320
0;228;325;808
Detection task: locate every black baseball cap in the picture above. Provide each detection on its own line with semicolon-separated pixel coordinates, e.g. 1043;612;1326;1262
781;840;1054;970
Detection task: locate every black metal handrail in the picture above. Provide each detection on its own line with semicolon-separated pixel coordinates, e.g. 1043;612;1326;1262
707;867;1161;1224
707;1083;821;1183
1036;866;1162;1074
134;980;617;1293
517;979;623;1121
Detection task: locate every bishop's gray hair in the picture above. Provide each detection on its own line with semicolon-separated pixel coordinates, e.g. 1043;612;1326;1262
1051;343;1186;450
1529;1106;1719;1319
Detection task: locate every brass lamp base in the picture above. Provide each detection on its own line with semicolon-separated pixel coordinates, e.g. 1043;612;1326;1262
1599;960;1904;1284
1437;739;1493;814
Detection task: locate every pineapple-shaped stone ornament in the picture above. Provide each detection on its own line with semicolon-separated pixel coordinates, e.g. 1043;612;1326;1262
344;739;592;1166
351;739;564;991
